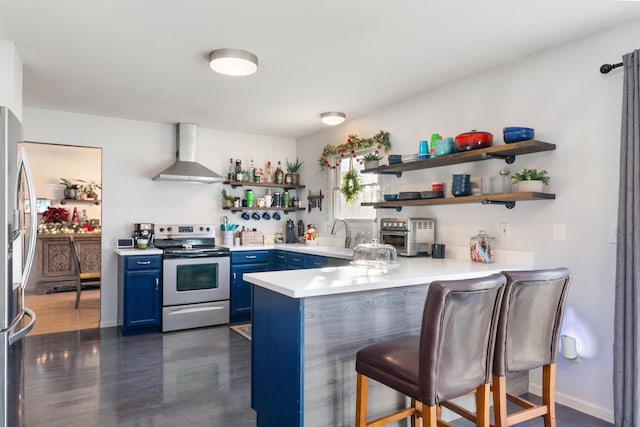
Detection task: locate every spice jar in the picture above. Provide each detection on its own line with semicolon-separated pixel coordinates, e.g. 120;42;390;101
470;230;494;263
273;192;282;208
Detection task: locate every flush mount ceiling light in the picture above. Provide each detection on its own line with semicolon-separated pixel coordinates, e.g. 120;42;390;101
320;112;346;126
209;48;258;76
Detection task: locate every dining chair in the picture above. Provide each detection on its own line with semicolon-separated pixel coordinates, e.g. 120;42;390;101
441;268;572;427
69;236;101;308
355;273;506;427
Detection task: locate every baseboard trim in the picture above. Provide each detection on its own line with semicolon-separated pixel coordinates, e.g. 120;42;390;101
529;383;614;423
100;320;117;328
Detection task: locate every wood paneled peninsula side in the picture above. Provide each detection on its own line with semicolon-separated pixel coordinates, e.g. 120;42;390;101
29;233;101;294
245;258;531;427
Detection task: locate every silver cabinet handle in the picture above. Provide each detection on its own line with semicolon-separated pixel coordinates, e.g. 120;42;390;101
155;277;159;290
137;261;151;265
245;255;257;259
233;272;237;281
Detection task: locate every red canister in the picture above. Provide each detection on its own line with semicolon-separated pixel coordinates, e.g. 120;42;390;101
432;182;444;192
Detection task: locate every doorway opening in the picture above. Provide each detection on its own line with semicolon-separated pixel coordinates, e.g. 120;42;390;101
22;142;102;335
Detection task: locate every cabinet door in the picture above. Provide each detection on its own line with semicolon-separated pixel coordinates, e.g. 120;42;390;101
124;269;161;328
231;263;269;323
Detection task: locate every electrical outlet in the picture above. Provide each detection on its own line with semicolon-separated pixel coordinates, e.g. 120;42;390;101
500;223;510;239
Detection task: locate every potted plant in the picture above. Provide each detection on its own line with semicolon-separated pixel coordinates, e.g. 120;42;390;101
60;178;81;200
81;181;101;200
362;151;383;169
511;168;550;192
285;158;304;185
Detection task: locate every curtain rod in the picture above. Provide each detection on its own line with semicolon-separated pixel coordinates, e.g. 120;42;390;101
600;62;623;74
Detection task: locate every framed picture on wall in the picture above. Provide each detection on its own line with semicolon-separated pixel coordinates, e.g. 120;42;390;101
35;198;52;213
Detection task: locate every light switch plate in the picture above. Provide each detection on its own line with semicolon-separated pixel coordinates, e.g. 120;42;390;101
607;223;618;245
553;223;566;241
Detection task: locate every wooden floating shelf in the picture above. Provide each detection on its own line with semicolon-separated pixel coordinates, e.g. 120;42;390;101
361;192;555;210
361;140;556;176
60;199;101;205
223;180;305;190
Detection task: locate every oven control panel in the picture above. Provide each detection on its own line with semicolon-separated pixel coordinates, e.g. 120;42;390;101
156;224;215;238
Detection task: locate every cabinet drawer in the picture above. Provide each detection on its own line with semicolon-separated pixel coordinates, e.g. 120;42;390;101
126;255;161;271
232;250;272;264
306;254;328;269
287;252;306;269
274;251;287;263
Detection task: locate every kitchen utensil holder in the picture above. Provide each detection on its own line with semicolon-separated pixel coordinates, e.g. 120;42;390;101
307;190;324;212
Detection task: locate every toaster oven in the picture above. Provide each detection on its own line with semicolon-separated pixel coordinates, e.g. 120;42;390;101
379;218;435;257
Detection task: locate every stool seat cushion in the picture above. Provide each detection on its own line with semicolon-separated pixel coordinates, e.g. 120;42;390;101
356;336;421;401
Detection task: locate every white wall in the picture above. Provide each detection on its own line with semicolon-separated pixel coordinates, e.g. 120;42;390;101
297;17;640;422
21;108;296;328
0;40;22;120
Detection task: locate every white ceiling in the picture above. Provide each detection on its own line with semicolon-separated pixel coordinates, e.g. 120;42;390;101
1;0;639;139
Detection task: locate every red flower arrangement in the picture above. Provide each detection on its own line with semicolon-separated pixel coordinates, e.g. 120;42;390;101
41;207;69;224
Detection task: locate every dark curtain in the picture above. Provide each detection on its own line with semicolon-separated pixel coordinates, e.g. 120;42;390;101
615;48;640;427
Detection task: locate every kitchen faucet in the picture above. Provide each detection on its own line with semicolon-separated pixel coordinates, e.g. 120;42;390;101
331;218;352;248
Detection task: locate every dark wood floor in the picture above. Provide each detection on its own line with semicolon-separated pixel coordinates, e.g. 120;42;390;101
23;326;612;427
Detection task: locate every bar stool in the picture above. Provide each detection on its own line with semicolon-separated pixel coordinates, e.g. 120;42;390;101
442;268;572;427
355;273;506;427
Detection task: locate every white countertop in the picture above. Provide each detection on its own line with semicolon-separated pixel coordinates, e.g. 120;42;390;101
228;244;354;260
114;248;163;256
244;257;530;298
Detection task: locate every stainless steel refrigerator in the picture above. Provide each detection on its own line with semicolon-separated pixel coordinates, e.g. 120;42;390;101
1;107;37;427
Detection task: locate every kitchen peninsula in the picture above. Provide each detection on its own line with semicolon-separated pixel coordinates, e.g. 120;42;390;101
245;257;531;427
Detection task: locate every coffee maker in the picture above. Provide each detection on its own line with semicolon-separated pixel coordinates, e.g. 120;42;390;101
133;223;155;247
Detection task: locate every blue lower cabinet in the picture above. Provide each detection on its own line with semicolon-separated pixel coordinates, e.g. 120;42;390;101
231;250;272;323
118;255;162;335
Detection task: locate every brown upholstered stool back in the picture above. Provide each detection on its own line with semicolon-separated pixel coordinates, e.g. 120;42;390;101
494;268;572;376
418;274;506;405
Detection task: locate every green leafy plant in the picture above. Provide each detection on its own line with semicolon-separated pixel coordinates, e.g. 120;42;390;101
285;158;304;173
362;151;383;162
60;178;82;189
340;169;361;204
510;169;550;185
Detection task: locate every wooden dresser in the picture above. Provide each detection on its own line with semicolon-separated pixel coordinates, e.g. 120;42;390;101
29;233;101;294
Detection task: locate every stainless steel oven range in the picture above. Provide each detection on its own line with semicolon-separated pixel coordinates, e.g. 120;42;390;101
154;224;230;332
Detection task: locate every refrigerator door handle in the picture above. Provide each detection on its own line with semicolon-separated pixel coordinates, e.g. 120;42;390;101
17;148;38;290
8;308;36;345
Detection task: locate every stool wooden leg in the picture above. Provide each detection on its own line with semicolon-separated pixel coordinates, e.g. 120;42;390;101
356;373;368;427
542;364;557;427
476;383;490;427
492;375;507;427
410;400;422;427
423;404;437;427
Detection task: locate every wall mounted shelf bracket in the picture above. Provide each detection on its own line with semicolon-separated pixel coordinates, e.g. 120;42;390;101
480;153;516;164
481;200;516;209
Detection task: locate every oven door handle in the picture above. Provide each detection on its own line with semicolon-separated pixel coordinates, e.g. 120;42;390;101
165;253;230;259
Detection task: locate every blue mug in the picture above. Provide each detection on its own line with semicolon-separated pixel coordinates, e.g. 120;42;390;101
273;212;281;220
252;212;261;220
262;212;271;220
241;212;250;220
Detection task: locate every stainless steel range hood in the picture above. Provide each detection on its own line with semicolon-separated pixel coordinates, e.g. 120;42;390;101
153;123;224;184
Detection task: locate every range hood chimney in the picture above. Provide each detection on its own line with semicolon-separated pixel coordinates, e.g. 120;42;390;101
153;123;224;184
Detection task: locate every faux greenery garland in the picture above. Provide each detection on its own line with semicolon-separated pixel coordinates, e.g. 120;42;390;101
318;130;391;169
